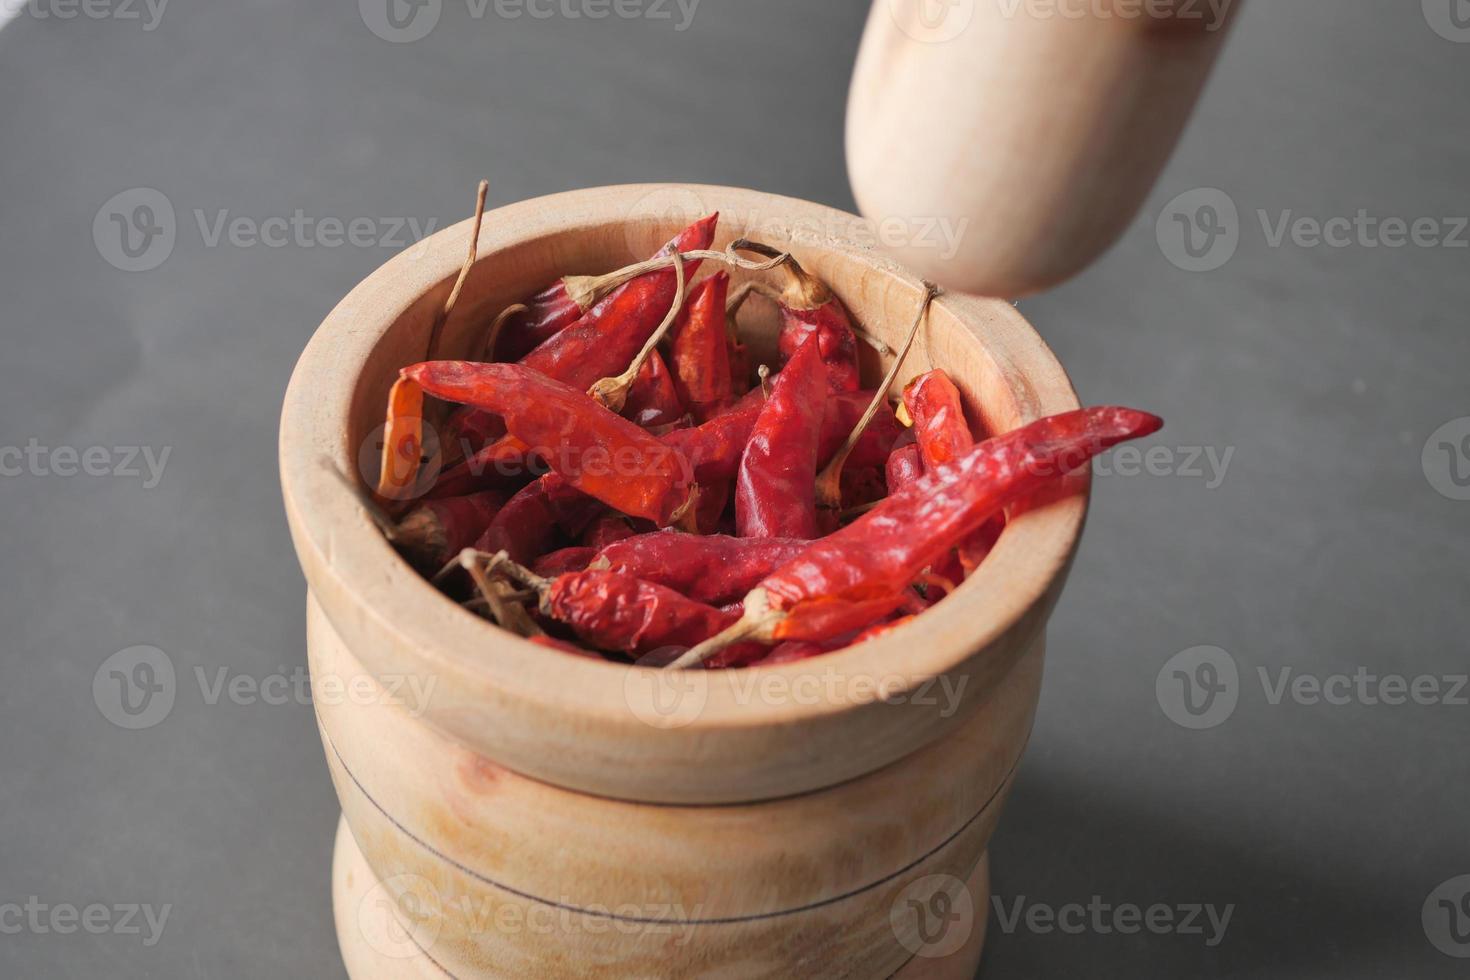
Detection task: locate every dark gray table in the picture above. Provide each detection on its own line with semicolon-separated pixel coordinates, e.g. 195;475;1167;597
2;1;1466;976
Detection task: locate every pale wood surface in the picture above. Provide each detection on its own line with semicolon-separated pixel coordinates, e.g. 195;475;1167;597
314;590;1034;977
846;1;1240;296
280;183;1086;805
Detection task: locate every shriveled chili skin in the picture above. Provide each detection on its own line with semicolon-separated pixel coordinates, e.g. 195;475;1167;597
405;361;695;526
596;531;808;607
498;214;717;363
735;337;828;538
532;545;597;578
544;569;739;654
517;215;717;392
885;440;924;494
623;350;684;429
903;370;973;471
394;490;505;573
669;272;732;418
474;478;561;564
581;513;638;550
427;432;536;499
659;388;764;484
777;297;861;393
818;391;907;469
760;407;1164;615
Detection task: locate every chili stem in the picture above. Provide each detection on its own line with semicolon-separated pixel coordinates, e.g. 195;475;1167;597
814;281;940;510
459;549;544;637
427;179;489;361
663;587;781;669
586;251;688;413
478;302;528;361
565;244;789;312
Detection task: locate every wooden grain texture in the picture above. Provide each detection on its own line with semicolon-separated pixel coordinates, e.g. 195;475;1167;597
846;0;1241;296
332;815;992;980
279;183;1086;804
316;593;1024;978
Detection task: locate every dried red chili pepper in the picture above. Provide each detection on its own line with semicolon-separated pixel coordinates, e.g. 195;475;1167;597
903;370;972;471
595;531;808;606
497;215;717;362
404;361;697;527
425;436;537;500
581;513;639;550
622;350;684;428
532;545;597;578
885;439;924;494
670;406;1164;667
518;215;716;394
475;477;570;564
732;242;861;392
735;336;828;539
669;273;732;419
659;387;765;483
392;490;505;574
819;391;907;470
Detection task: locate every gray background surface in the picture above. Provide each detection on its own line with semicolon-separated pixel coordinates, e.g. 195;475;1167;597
1;0;1466;976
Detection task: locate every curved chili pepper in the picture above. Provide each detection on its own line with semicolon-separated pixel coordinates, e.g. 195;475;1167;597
623;349;684;429
426;435;538;500
669;272;732;419
392;490;505;574
595;531;808;606
659;387;765;483
542;569;746;656
517;215;717;393
404;361;697;527
669;406;1164;667
497;215;717;362
903;370;972;471
735;337;828;538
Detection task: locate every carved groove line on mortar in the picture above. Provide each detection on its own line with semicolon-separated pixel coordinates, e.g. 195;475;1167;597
324;727;1019;925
